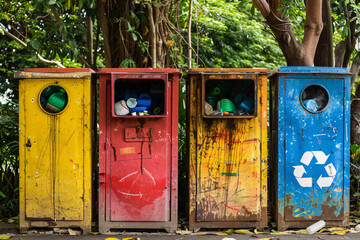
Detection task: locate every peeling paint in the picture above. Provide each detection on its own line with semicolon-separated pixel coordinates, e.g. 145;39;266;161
187;69;268;231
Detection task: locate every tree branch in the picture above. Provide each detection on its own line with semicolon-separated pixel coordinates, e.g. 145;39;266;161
147;4;157;68
188;0;193;69
335;41;346;67
97;0;112;67
350;53;360;88
3;28;65;68
252;0;270;18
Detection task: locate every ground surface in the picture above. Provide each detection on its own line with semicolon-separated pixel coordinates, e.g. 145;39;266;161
4;232;360;240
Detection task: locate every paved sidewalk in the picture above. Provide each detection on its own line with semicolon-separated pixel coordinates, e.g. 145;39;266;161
4;232;360;240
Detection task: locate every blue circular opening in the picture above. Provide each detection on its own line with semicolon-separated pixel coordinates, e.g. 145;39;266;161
300;84;329;114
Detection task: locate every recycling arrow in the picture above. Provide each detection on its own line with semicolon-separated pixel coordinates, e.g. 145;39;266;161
300;151;330;166
313;151;330;164
316;176;334;188
293;165;306;178
300;151;314;166
294;151;336;188
324;163;336;177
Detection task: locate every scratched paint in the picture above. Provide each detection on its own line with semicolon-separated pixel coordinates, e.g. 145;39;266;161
269;67;350;230
187;68;268;231
97;69;180;233
16;69;94;234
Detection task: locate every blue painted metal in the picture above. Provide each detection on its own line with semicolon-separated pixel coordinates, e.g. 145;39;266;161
269;66;350;230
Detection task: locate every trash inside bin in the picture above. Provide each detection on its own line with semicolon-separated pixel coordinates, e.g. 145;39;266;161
204;78;255;116
40;85;68;113
113;78;165;116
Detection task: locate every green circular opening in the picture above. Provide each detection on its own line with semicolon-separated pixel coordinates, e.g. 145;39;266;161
40;85;68;114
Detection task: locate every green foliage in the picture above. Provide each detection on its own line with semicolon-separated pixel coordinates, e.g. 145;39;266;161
332;0;360;40
350;144;360;210
1;0;94;68
0;102;19;219
120;59;136;68
185;0;286;69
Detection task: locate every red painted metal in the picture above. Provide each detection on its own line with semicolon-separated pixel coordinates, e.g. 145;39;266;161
97;68;179;233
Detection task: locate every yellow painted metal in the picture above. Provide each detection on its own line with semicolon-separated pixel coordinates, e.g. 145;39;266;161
18;71;93;234
187;68;268;230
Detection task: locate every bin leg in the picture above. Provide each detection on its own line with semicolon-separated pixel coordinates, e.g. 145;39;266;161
19;226;29;234
164;227;176;233
81;226;91;235
189;227;201;233
98;226;110;234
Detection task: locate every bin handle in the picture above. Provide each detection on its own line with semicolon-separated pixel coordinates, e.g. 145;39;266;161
25;139;32;148
106;137;117;161
111;144;117;162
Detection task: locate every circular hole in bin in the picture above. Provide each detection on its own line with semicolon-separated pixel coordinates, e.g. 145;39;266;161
300;84;329;113
39;85;68;114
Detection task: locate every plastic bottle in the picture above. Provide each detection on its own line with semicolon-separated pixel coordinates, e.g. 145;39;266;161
46;89;67;113
306;220;325;234
355;224;360;231
304;99;319;112
114;100;130;116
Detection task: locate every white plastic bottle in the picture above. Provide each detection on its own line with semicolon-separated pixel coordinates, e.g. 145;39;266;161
355;224;360;231
306;220;326;234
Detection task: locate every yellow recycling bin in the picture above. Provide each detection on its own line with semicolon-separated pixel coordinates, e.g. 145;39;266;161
15;68;95;234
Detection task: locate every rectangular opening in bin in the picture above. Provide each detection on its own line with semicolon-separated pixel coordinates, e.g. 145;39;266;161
112;78;166;117
203;78;256;118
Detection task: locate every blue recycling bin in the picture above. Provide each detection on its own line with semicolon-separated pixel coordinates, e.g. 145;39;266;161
269;67;351;230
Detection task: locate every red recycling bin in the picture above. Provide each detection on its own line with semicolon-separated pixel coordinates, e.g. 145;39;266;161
97;68;180;233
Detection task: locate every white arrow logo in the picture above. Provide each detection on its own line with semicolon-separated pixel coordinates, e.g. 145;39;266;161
293;165;306;178
300;151;314;166
300;151;330;166
313;151;330;164
294;151;335;188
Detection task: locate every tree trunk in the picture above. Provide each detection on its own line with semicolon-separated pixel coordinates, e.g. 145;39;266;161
97;0;111;67
252;0;323;66
314;0;333;67
96;0;173;68
86;15;94;68
335;41;346;67
350;54;360;145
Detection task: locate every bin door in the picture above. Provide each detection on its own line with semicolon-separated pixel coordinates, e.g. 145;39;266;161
106;73;171;222
23;79;84;221
284;78;345;221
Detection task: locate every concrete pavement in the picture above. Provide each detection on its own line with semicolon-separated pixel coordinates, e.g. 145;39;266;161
4;232;360;240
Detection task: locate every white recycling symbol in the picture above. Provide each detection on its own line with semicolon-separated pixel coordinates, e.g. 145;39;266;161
293;151;336;189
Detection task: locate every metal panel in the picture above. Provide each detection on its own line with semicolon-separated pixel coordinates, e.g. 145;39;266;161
269;66;350;230
187;68;268;231
98;68;179;233
17;69;94;234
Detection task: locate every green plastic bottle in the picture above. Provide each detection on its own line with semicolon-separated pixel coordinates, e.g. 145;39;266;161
41;85;61;98
46;89;68;113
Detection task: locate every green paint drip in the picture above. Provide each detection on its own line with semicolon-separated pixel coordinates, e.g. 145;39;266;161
221;172;238;177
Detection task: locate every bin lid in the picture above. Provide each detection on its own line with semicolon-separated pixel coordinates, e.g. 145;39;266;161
187;68;268;75
14;68;94;79
96;68;181;75
270;66;350;77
